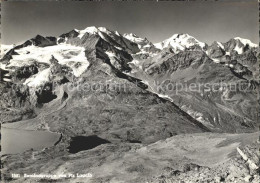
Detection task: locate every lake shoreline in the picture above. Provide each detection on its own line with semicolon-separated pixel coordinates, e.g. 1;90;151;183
1;126;62;155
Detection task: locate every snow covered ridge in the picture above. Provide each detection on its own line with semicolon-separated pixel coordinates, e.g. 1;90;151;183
216;42;224;50
154;33;206;51
123;33;147;45
74;26;99;39
234;37;258;48
73;26;155;53
1;44;15;57
1;26;258;87
73;26;125;45
74;26;115;39
74;26;128;40
66;26;258;54
153;34;258;55
227;37;258;55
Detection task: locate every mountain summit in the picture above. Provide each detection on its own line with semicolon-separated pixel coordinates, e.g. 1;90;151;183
154;33;207;51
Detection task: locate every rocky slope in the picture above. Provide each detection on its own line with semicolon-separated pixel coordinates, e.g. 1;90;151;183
128;34;259;133
2;131;259;182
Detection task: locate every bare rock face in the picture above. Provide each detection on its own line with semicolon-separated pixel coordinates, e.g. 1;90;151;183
0;82;35;123
58;29;80;43
207;41;225;58
14;65;39;80
30;35;57;47
143;49;207;76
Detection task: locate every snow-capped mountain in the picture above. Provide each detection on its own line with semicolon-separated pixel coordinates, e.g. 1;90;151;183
58;26;140;54
123;33;159;55
223;37;258;54
1;26;143;88
206;38;258;78
74;26;121;39
1;27;258;85
233;37;258;48
123;33;148;47
154;33;207;52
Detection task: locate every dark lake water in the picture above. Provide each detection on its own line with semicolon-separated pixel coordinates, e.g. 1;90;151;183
68;135;110;154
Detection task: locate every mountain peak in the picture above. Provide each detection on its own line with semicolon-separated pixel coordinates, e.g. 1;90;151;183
122;32;158;54
154;33;206;51
34;34;45;39
74;26;99;38
73;26;117;39
124;33;138;37
123;33;146;43
233;37;257;48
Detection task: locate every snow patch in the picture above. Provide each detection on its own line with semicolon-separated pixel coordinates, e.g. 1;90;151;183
115;46;123;50
128;59;142;71
181;105;214;128
234;45;243;54
217;42;224;49
157;93;174;102
229;64;234;68
0;63;7;70
98;32;110;42
211;58;220;63
115;31;120;36
154;43;163;50
143;45;151;48
105;51;116;58
24;68;51;87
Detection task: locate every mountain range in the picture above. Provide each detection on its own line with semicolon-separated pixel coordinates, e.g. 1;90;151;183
1;26;259;182
1;26;258;132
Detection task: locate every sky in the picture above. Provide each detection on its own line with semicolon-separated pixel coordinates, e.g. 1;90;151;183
1;0;259;45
